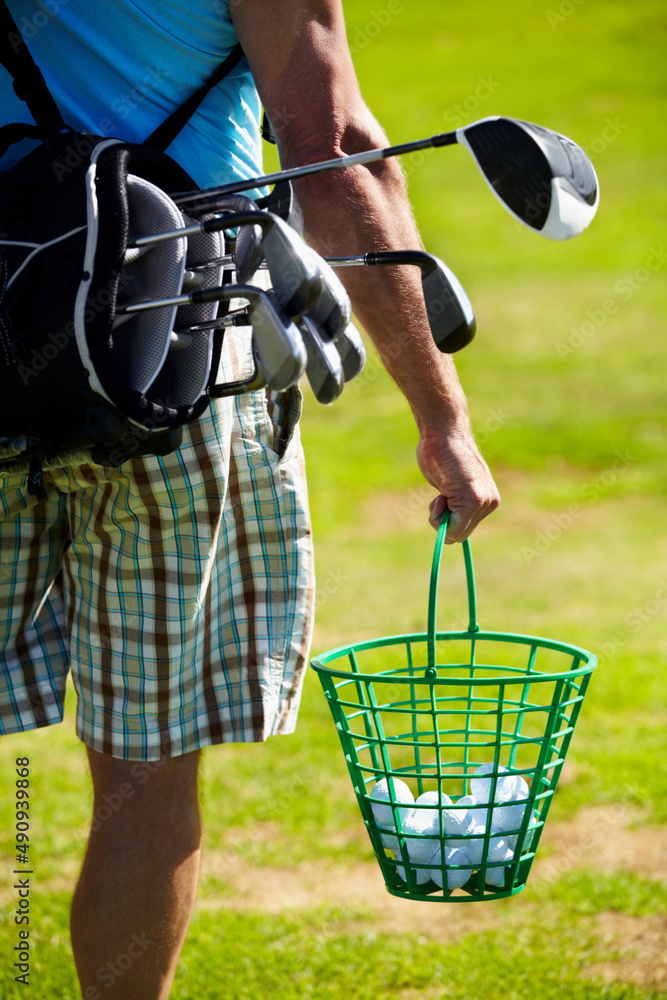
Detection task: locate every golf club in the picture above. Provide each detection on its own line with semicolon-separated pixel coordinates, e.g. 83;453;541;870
131;210;322;319
208;307;368;387
182;216;352;340
194;194;264;281
298;315;344;405
300;246;352;341
117;283;307;394
327;250;475;353
172;116;599;240
333;322;366;383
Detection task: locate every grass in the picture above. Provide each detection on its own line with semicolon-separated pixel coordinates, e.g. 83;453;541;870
0;1;665;997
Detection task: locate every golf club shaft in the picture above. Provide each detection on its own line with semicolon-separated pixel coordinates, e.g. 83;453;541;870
119;283;255;314
131;211;266;250
172;132;458;206
327;252;431;270
326;256;367;267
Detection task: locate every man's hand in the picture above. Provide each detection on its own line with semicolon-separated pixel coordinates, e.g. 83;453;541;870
416;426;500;542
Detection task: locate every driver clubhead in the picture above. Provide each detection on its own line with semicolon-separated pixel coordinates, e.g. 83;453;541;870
298;316;345;404
457;116;599;239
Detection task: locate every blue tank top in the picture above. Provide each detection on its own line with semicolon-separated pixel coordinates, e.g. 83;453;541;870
0;0;263;191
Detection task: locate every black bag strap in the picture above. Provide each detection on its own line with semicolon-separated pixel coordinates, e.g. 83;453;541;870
0;0;66;141
144;42;244;151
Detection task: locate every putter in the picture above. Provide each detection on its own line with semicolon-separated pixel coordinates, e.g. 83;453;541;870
117;283;307;395
131;210;322;319
328;250;475;353
172;115;599;240
298;315;344;405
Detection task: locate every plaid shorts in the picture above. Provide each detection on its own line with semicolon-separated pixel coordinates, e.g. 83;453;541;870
0;349;314;760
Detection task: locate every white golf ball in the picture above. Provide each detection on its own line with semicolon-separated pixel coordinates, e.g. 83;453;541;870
456;793;489;828
369;778;414;829
464;824;512;867
414;790;445;809
411;790;449;831
470;763;524;803
397;862;434;886
493;799;527;832
441;796;475;837
490;774;530;832
379;831;399;854
484;847;514;887
519;809;542;852
400;793;444;863
430;845;474;890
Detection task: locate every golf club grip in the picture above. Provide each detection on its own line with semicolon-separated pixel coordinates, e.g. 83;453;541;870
365;250;435;271
189;283;261;306
201;211;271;233
429;132;459;149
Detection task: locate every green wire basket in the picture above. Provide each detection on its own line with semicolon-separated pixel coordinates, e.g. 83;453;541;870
311;513;597;902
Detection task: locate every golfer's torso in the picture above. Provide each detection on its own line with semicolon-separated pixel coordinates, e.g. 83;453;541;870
0;0;263;188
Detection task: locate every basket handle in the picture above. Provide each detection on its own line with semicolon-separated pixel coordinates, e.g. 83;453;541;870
427;511;479;672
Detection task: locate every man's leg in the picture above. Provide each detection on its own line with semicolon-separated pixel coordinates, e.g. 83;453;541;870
70;747;202;1000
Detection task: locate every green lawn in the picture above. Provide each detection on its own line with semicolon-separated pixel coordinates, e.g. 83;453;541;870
1;2;665;997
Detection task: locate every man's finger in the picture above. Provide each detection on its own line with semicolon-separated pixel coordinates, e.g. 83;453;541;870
428;494;448;530
428;494;500;541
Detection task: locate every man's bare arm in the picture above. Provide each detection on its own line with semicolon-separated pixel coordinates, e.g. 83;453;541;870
231;0;499;540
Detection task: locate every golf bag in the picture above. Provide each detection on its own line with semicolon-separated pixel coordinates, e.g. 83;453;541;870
0;2;250;487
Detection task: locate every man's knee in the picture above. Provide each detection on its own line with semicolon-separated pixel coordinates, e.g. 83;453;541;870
86;747;201;846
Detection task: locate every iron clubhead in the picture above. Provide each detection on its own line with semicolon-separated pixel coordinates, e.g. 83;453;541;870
246;288;308;391
333;322;366;383
301;247;352;341
363;250;475;353
298;315;345;404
